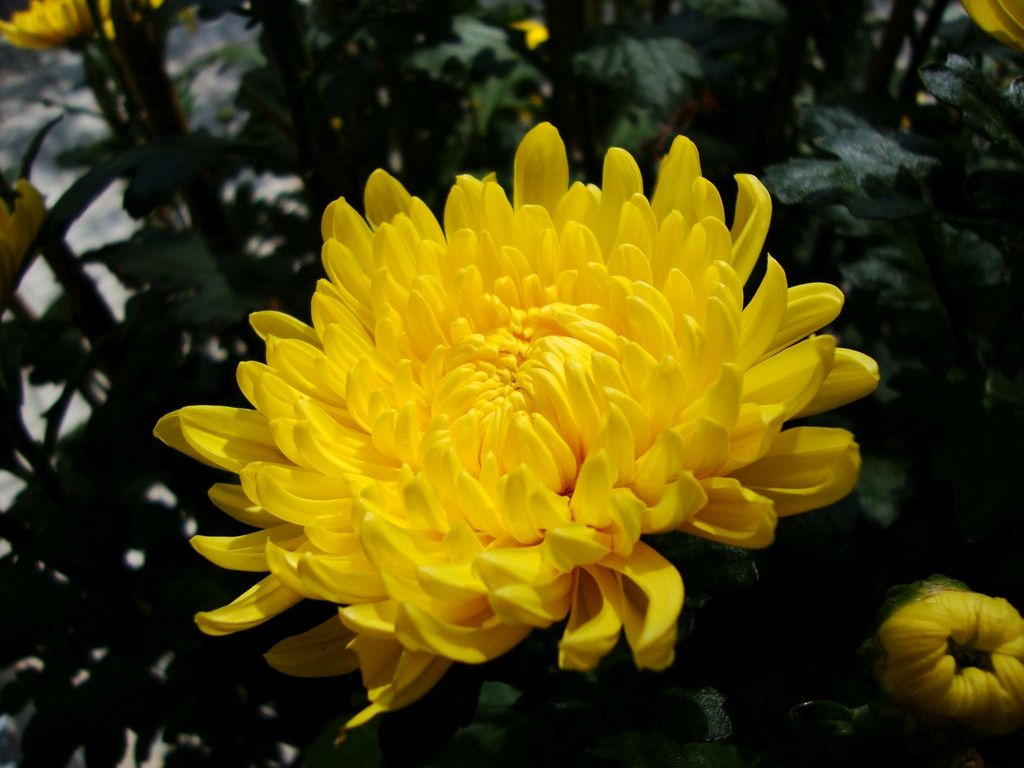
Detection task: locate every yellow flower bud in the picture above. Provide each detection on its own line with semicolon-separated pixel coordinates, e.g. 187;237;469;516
0;179;46;311
876;582;1024;736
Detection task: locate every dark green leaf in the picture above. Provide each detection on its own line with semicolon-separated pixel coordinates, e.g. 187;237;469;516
42;134;230;239
122;134;225;218
789;700;858;737
573;32;702;112
303;717;382;768
407;15;517;75
839;246;930;309
690;0;787;24
856;455;906;529
920;56;1024;156
87;233;249;325
765;107;939;218
965;168;1024;217
19;115;63;181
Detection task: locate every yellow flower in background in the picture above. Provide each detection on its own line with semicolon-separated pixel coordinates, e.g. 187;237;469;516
1;0;104;48
0;179;45;310
0;0;162;49
511;18;549;50
961;0;1024;51
156;122;878;730
876;582;1024;736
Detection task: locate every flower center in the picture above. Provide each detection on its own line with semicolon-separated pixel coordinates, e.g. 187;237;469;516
947;636;994;673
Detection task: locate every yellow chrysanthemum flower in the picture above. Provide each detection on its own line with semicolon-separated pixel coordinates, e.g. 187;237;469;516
961;0;1024;51
876;582;1024;736
155;123;879;729
511;18;549;50
0;0;161;49
0;179;46;310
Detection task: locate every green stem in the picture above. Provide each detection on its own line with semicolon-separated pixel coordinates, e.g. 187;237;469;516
865;0;919;98
82;46;135;146
305;0;374;87
40;239;118;366
755;6;809;166
0;383;67;510
898;0;952;107
543;0;598;179
250;0;353;213
108;0;234;252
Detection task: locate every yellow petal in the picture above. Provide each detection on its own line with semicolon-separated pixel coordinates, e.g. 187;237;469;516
559;567;624;671
191;524;304;571
598;148;644;251
156;407;285;474
195;576;303;636
242;462;354;526
731;427;860;516
394;603;531;664
682;477;776;548
601;542;683;670
208;483;280;528
796;348;879;417
266;543;388;604
761;282;844;361
742;335;835;419
249;310;320;346
364;169;413;227
570;449;617;528
489;572;574;627
339;600;399;639
651;134;702;224
736;256;787;369
513;122;568;214
543;522;613;572
264;616;359;677
729;174;772;285
640;470;707;534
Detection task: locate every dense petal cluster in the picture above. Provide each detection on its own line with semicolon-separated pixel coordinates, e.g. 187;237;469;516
0;179;45;310
156;123;878;729
961;0;1024;51
0;0;161;49
876;584;1024;735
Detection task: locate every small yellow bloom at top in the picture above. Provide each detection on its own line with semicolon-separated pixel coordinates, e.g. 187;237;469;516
0;0;162;49
511;18;549;50
0;179;46;311
961;0;1024;52
875;579;1024;736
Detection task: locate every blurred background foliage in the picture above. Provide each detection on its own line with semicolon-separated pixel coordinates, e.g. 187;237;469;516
0;0;1022;765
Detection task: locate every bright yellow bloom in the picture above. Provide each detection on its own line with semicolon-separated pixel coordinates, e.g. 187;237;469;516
155;123;878;729
961;0;1024;51
0;179;45;310
0;0;162;49
511;18;549;50
876;583;1024;735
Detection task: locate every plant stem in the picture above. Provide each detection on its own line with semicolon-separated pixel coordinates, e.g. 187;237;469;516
756;5;809;166
543;0;598;178
866;0;919;98
898;0;951;107
250;0;353;213
108;0;233;252
39;239;118;364
0;383;67;510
